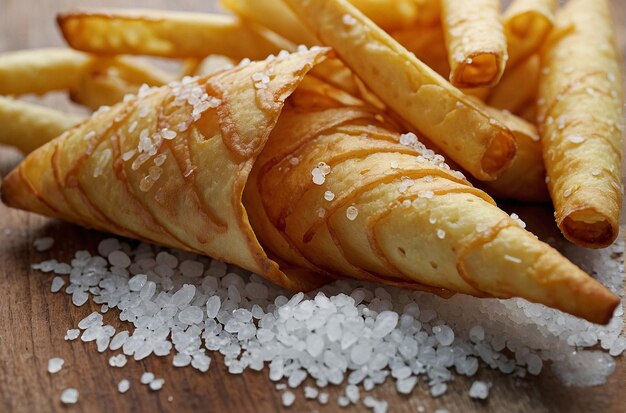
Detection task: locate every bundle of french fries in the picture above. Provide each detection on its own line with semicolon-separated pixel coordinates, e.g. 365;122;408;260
0;1;622;306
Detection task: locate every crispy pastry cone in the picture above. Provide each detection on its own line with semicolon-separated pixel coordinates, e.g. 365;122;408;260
538;0;623;248
58;9;286;60
2;51;618;323
441;0;508;88
504;0;557;69
2;48;333;290
0;97;84;154
282;0;517;181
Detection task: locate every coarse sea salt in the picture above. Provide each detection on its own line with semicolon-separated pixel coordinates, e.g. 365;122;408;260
34;234;624;410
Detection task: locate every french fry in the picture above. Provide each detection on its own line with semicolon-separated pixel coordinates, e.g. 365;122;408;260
283;0;517;181
488;54;541;114
220;0;317;46
70;57;173;110
0;48;92;95
0;97;83;154
538;0;623;248
441;0;508;88
480;108;549;202
504;0;557;69
58;9;285;60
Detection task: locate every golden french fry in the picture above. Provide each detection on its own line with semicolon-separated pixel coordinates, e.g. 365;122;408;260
480;108;549;202
0;48;93;95
504;0;557;69
58;9;284;60
283;0;517;181
70;57;173;110
488;54;541;114
220;0;318;46
0;97;84;154
441;0;508;88
538;0;623;248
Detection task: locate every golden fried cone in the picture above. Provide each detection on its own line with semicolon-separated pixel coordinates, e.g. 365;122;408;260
441;0;508;88
282;0;517;182
2;48;333;290
244;75;617;324
1;51;618;324
538;0;623;248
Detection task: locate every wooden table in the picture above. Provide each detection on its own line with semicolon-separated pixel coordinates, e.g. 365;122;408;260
0;1;624;412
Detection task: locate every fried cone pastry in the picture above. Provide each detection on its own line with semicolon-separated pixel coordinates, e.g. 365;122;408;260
0;97;84;154
538;0;623;248
504;0;557;69
283;0;517;182
441;0;508;87
1;51;618;324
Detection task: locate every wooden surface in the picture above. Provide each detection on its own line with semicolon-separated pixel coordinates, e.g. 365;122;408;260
0;1;624;412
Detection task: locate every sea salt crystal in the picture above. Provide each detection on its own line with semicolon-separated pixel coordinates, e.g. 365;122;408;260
396;376;418;394
178;306;204;325
304;386;319;399
60;388;79;404
373;311;398;338
65;329;80;341
118;379;130;393
180;260;204;277
430;382;447;397
78;312;103;330
51;276;65;293
433;325;454;346
469;325;485;342
282;391;295;407
346;206;359;221
206;296;221;318
48;357;64;373
149;378;165;391
568;135;585;144
324;191;335;201
34;237;54;252
342;14;357;25
140;372;155;384
108;251;131;268
469;380;490;399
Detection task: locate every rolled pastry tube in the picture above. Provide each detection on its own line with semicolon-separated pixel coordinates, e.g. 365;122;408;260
441;0;508;87
538;0;623;248
0;48;93;95
0;97;84;154
282;0;517;181
58;9;285;60
504;0;557;69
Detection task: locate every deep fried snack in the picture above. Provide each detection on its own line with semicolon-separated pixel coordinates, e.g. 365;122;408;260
0;48;92;95
538;0;623;248
441;0;508;87
282;0;517;181
488;54;541;114
504;0;557;69
58;9;284;60
2;50;618;324
70;57;173;110
0;97;84;154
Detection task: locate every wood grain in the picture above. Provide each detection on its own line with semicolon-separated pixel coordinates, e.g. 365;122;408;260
0;1;624;412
